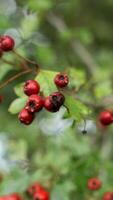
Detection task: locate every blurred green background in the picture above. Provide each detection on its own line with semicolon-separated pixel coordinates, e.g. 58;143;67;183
0;0;113;199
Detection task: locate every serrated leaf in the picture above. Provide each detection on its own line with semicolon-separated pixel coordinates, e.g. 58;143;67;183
8;97;27;114
35;69;58;96
65;96;89;121
14;82;25;97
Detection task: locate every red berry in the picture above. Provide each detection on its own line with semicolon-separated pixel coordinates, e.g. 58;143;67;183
99;110;113;126
25;95;44;113
24;80;40;96
0;194;21;200
33;189;50;200
102;192;113;200
6;194;21;200
18;108;34;125
87;177;102;190
54;73;69;88
0;35;15;51
44;92;65;112
27;182;43;196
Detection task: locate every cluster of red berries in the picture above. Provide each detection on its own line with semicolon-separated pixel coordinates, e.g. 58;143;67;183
18;73;69;125
0;182;49;200
0;193;21;200
27;182;50;200
0;35;15;56
88;177;113;200
99;110;113;126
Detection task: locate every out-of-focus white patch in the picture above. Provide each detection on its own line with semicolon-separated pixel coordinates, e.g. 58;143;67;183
0;134;11;172
77;120;97;135
0;0;17;16
38;108;73;136
5;28;22;47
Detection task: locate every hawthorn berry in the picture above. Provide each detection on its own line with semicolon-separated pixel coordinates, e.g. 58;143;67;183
27;182;43;196
18;108;34;125
87;177;102;190
24;80;40;96
33;188;50;200
0;194;21;200
44;92;65;112
99;110;113;126
0;35;15;51
54;73;69;88
102;192;113;200
25;95;44;113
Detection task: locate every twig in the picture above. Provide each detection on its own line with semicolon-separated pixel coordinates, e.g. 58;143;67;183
12;49;40;68
0;68;33;90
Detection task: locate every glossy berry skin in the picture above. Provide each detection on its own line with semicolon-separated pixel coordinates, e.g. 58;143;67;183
54;73;69;88
18;108;34;125
27;182;43;196
44;92;65;112
102;192;113;200
87;177;102;190
24;80;40;96
25;95;44;113
33;189;50;200
0;35;15;51
99;110;113;126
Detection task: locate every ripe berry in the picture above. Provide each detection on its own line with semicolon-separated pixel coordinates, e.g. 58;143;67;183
24;80;40;96
0;35;15;51
0;194;21;200
102;192;113;200
99;110;113;126
87;177;102;190
18;108;34;125
7;194;21;200
44;92;65;112
54;73;69;88
25;95;44;113
27;182;43;196
33;189;50;200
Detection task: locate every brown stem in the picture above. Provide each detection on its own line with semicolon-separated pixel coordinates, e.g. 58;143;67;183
12;49;40;68
63;104;70;114
1;58;29;70
0;68;33;90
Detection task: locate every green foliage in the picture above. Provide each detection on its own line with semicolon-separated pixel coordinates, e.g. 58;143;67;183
0;0;113;199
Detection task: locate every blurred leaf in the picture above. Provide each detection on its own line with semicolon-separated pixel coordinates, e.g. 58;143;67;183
35;69;58;96
14;82;25;97
65;96;89;121
21;14;39;39
0;64;13;81
8;97;27;114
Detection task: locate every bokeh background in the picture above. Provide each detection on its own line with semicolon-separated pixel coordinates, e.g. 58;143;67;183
0;0;113;199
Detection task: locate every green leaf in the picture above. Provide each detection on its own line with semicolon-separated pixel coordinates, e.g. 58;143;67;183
65;96;89;121
8;97;27;114
14;82;25;97
0;175;30;195
35;69;58;96
0;64;13;81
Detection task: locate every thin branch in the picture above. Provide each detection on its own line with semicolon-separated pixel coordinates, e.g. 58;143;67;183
0;68;33;90
12;49;40;68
